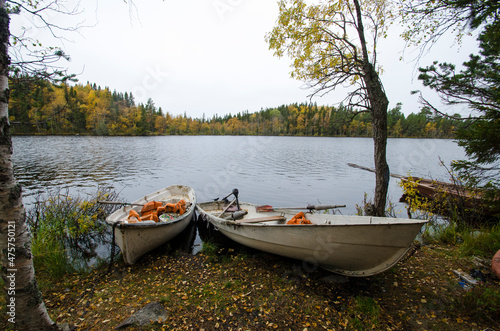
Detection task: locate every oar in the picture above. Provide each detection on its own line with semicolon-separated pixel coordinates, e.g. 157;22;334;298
217;198;237;217
257;204;346;212
99;200;193;208
98;201;145;207
216;188;241;217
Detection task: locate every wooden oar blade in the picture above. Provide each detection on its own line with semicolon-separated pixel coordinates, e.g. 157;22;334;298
98;201;143;206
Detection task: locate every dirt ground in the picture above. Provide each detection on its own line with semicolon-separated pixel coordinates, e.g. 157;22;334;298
2;241;498;331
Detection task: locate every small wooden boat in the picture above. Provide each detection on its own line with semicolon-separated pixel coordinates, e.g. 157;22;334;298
401;176;471;200
348;163;496;215
105;185;196;264
399;176;497;214
196;200;427;277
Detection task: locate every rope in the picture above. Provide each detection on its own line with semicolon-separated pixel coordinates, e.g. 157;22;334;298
107;222;119;274
399;242;421;264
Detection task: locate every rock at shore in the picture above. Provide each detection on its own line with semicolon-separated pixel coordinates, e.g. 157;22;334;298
115;301;168;329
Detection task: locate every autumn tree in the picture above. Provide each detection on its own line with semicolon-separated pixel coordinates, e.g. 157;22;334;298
267;0;392;216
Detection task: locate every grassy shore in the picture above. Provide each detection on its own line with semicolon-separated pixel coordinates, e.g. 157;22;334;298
2;241;499;330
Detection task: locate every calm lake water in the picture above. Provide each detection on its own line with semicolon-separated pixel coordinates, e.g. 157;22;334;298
13;135;466;216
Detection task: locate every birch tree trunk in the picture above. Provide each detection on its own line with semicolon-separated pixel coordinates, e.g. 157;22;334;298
0;1;57;329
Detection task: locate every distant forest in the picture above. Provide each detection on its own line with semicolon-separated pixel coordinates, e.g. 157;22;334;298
9;78;463;138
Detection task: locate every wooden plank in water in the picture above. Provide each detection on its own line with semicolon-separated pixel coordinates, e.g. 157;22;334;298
347;163;406;179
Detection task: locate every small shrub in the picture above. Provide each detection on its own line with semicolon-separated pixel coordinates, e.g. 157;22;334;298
28;187;120;278
422;219;500;259
355;193;399;217
398;174;437;220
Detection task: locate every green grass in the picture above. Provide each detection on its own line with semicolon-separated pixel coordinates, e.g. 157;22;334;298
422;221;500;259
458;223;500;257
200;240;219;260
454;286;500;323
351;296;381;330
31;227;75;278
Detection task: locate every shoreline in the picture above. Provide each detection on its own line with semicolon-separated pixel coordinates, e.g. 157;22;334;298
11;133;456;140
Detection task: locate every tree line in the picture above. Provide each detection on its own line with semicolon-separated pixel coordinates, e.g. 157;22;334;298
9;77;463;138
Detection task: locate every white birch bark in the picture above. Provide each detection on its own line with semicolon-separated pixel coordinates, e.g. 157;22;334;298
0;1;57;329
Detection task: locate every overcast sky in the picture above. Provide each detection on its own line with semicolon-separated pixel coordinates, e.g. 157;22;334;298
9;0;479;119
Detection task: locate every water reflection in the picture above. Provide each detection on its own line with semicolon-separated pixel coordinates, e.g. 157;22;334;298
195;213;246;252
167;216;199;254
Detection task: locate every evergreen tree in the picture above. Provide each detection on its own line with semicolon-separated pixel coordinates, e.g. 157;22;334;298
404;0;500;211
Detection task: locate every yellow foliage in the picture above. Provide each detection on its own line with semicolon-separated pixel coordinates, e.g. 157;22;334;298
399;175;434;217
266;0;393;103
399;174;453;219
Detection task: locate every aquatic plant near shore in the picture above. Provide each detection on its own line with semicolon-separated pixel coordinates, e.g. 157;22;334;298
27;187;121;278
355;193;400;218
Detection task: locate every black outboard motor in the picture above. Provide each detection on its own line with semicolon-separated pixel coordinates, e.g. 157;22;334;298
232;188;240;210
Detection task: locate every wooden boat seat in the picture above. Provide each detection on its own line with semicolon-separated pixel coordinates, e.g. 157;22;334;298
235;216;286;224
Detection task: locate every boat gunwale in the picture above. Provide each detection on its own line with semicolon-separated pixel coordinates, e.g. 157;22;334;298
196;202;428;227
106;185;196;228
115;209;195;229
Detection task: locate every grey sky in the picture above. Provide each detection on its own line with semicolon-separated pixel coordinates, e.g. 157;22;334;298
9;0;478;119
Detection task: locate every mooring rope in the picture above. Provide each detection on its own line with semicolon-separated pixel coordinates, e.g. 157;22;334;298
399;242;422;264
108;222;118;273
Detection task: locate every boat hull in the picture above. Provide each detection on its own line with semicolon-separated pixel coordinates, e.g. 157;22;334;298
197;201;427;277
401;177;493;213
106;185;196;264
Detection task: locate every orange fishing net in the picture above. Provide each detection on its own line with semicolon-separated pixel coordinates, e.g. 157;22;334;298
126;199;187;223
286;212;312;225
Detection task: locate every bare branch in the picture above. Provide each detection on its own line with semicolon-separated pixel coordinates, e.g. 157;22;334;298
414;90;482;120
7;0;86;80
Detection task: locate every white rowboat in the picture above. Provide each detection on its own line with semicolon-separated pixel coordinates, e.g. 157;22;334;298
106;185;196;264
196;201;427;277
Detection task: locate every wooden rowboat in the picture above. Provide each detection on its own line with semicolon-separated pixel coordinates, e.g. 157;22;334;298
401;176;480;202
196;201;427;277
399;177;499;215
348;163;497;215
105;185;196;264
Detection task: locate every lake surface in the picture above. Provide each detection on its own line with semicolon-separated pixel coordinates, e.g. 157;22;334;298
13;135;466;216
